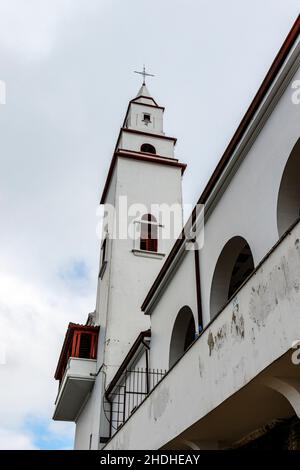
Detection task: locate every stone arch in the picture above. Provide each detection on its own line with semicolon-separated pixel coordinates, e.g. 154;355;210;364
169;306;195;368
210;236;254;319
140;213;158;252
141;143;156;154
277;138;300;237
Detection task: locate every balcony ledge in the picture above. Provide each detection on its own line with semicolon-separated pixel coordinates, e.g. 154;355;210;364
132;249;165;259
53;357;97;422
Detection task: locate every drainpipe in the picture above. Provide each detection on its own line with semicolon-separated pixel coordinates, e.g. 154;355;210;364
194;245;203;335
142;340;150;394
191;207;203;335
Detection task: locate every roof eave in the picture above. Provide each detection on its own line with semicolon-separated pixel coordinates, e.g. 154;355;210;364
141;14;300;314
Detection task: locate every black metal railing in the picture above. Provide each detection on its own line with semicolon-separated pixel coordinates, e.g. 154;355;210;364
105;368;166;432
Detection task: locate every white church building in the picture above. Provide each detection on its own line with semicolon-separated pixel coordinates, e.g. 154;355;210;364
53;16;300;450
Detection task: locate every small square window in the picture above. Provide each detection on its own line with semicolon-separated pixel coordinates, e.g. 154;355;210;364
143;113;151;124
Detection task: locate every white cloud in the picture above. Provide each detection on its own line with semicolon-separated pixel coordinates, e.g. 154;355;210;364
0;272;87;445
0;0;103;61
0;428;37;450
0;0;68;59
0;0;299;450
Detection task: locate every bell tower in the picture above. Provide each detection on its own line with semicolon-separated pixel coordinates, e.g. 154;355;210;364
96;80;185;368
75;77;186;449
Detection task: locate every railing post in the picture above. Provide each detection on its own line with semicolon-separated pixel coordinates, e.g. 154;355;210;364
109;399;112;438
145;349;150;394
123;371;127;426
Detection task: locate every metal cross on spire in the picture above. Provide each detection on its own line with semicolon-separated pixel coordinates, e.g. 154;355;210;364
134;65;155;86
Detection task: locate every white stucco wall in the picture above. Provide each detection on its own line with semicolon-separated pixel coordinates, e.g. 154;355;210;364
119;132;175;158
105;219;300;450
199;64;300;325
74;86;184;448
120;96;175;157
142;49;300;383
127;102;164;134
74;168;118;450
103;157;183;383
74;394;94;450
150;249;197;371
74;42;300;450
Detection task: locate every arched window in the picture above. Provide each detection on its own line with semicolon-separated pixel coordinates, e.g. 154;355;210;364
169;306;195;368
277;138;300;237
210;236;254;319
141;143;156;154
140;214;158;252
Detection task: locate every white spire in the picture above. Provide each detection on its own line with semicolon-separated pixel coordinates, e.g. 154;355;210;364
136;83;151;98
133;65;157;105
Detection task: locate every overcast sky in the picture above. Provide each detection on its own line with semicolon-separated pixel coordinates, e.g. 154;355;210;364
0;0;299;450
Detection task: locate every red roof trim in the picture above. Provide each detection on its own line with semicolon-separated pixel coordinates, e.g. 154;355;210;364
54;323;99;380
131;95;159;106
121;127;177;142
130;100;165;111
117;150;186;172
105;329;151;397
100;150;185;204
199;15;300;205
141;14;300;313
100;125;178;205
119;148;179;161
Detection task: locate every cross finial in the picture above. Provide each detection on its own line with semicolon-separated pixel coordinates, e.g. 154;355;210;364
134;65;155;86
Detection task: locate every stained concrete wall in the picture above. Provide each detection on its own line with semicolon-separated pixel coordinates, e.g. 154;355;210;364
105;219;300;450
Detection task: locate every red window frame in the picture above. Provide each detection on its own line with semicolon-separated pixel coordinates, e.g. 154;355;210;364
140;214;158;252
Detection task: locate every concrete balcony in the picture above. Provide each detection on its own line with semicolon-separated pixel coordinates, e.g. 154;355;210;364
105;219;300;449
53;322;99;422
53;357;97;421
